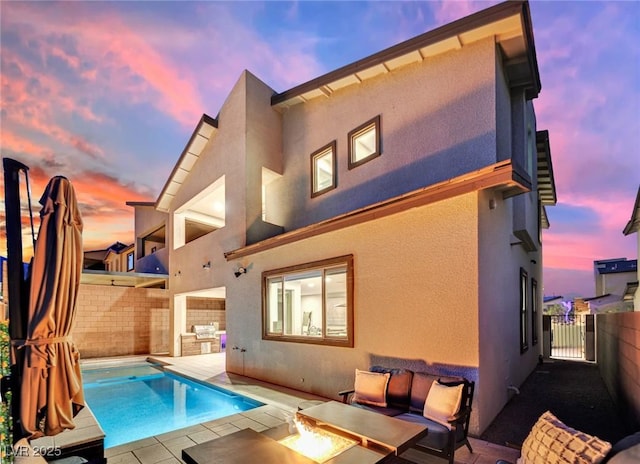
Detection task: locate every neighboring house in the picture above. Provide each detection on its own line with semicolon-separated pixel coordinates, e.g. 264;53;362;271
593;258;638;300
126;201;168;275
623;186;640;310
128;0;555;435
83;241;131;271
104;243;135;273
542;295;565;314
575;294;633;314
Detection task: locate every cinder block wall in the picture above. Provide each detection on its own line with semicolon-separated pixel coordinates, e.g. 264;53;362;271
73;284;169;358
185;297;226;332
597;311;640;431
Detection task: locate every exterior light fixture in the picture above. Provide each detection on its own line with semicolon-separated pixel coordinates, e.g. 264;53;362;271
234;266;246;278
203;261;211;270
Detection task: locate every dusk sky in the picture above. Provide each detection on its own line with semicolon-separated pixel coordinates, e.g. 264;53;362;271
1;0;638;298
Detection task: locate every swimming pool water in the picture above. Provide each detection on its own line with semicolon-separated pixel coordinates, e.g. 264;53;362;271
82;363;264;448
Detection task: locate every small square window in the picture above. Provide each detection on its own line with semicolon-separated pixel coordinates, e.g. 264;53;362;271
311;141;336;197
348;115;381;169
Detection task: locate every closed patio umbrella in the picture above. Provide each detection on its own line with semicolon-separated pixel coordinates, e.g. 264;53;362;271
20;176;85;437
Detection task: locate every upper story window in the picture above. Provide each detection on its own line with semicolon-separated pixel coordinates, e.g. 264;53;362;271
126;252;134;272
311;141;336;197
520;268;529;353
348;115;381;170
263;255;353;347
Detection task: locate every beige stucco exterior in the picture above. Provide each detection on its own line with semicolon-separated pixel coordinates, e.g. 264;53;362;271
129;1;553;435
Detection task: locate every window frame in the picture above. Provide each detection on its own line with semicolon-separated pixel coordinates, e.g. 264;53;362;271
126;251;134;272
520;267;529;353
310;141;337;198
262;255;354;347
348;115;381;170
531;278;538;346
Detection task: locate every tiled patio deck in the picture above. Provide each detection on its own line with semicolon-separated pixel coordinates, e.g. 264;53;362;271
88;353;519;464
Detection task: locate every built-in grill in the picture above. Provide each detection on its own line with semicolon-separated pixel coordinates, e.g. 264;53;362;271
192;324;217;339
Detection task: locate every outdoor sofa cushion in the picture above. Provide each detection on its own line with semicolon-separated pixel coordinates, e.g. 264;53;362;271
352;369;390;407
395;412;461;452
370;366;413;409
423;381;464;429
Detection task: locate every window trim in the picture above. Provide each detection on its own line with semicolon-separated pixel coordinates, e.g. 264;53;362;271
520;267;529;353
310;141;337;198
262;255;354;347
348;115;381;170
126;251;134;272
531;278;538;346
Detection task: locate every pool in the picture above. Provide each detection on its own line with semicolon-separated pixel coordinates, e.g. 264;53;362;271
82;362;264;448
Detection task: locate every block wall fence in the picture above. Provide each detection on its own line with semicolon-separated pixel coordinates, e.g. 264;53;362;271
597;311;640;431
73;284;170;358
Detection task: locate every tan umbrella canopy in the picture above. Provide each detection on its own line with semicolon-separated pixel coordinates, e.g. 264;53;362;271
20;176;85;437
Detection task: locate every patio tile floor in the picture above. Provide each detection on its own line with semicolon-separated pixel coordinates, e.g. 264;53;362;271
96;353;519;464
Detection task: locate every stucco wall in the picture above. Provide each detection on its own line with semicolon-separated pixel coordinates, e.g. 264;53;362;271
271;37;497;230
597;311;640;430
477;187;542;432
73;284;169;358
595;271;637;298
225;193;483;432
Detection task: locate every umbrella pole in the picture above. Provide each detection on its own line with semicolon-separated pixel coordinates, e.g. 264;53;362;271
2;157;33;443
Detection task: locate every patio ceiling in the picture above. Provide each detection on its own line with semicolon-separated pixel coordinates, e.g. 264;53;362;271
272;0;540;109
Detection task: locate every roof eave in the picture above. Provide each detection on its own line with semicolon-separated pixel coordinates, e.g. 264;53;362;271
536;130;556;206
155;113;218;213
271;0;540;107
623;186;640;235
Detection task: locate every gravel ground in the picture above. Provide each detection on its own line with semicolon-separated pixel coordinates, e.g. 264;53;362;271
479;359;634;448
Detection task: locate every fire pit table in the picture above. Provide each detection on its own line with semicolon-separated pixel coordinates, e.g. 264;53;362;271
182;401;427;464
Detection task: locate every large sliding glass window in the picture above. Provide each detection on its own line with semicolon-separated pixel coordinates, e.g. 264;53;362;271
263;255;353;347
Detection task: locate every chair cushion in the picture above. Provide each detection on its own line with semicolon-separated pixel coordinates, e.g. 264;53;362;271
370;366;413;409
353;368;390;407
518;411;611;464
395;412;451;451
423;381;463;430
409;372;440;412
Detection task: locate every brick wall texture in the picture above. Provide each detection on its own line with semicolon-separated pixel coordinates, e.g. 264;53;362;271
597;311;640;430
73;284;169;358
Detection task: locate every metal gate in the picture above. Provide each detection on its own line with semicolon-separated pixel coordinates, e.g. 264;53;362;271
549;314;594;360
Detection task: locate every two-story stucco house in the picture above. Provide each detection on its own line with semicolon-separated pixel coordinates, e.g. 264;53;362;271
128;0;556;435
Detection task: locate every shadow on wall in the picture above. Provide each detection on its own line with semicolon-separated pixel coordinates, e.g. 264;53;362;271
368;354;478;383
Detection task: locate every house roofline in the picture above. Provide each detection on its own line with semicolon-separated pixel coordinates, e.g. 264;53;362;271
126;201;155;207
272;0;540;107
155;113;218;212
225;159;530;261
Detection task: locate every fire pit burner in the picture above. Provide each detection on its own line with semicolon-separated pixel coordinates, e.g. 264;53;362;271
278;419;358;463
